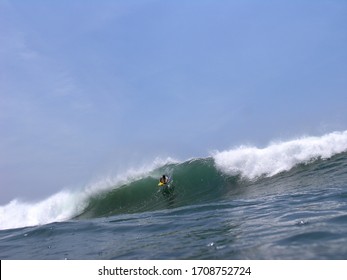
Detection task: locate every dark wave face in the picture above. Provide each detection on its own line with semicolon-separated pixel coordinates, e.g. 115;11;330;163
76;158;230;218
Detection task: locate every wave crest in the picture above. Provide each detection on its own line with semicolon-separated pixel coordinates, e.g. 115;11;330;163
213;130;347;179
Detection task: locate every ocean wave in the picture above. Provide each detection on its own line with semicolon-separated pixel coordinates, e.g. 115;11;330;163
1;131;347;230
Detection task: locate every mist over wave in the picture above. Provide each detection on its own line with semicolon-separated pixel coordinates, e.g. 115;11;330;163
1;130;347;231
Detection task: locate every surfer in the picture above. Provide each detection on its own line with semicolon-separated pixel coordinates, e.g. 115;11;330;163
158;174;175;201
159;175;169;185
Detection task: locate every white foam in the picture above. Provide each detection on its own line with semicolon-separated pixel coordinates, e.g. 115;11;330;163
0;191;87;230
213;131;347;179
0;157;178;230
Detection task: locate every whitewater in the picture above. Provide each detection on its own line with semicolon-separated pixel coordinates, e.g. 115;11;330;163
1;130;347;259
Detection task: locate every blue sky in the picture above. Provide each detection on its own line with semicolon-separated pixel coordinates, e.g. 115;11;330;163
1;0;347;204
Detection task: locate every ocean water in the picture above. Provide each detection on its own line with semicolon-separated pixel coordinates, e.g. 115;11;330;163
1;131;347;259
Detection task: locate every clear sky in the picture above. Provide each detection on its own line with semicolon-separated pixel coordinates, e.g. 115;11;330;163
1;0;347;204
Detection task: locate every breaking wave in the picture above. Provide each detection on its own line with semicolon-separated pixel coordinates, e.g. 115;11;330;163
1;130;347;230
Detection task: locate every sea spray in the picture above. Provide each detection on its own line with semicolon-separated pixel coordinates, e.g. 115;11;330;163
213;130;347;179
